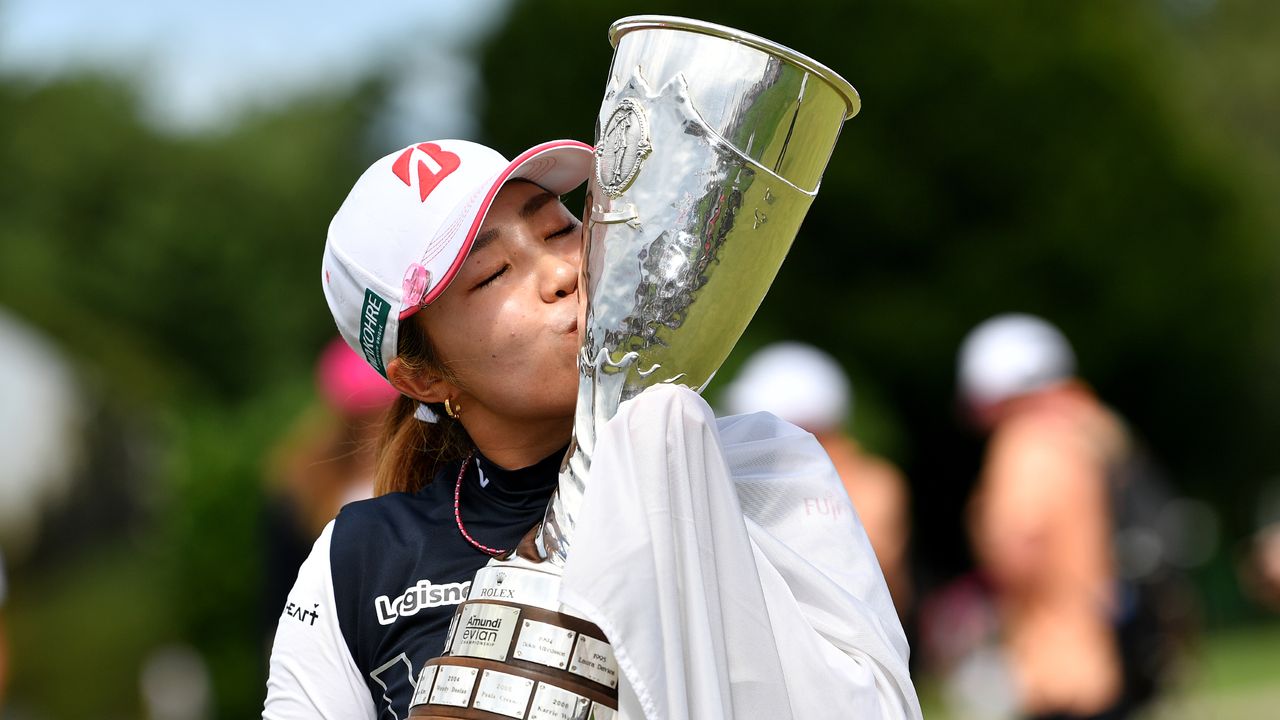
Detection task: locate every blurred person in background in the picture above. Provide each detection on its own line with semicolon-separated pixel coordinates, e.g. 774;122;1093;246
262;337;398;641
1241;522;1280;612
723;341;913;617
957;313;1189;720
1238;482;1280;613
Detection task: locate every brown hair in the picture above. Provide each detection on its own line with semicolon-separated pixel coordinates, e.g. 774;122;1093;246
373;315;473;496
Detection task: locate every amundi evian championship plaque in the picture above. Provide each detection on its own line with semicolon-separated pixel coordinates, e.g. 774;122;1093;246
410;16;859;719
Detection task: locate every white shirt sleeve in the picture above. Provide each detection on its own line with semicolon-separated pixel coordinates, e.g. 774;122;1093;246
263;521;376;720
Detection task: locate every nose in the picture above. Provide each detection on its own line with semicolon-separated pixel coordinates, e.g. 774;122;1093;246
539;248;579;302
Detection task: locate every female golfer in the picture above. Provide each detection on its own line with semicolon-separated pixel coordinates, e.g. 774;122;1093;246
264;138;595;719
264;138;920;720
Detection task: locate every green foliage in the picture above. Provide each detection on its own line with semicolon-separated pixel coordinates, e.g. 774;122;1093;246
0;69;390;717
5;541;174;717
0;72;384;403
158;380;315;717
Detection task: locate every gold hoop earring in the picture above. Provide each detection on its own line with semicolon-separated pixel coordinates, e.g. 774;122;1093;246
444;398;461;419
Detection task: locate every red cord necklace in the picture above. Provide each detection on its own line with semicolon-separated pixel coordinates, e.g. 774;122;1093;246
453;451;508;557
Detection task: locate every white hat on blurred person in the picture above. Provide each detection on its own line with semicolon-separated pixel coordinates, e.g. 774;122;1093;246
723;341;851;431
322;139;592;378
957;313;1076;406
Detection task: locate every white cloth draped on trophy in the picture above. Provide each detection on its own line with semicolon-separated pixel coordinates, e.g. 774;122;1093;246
561;384;922;720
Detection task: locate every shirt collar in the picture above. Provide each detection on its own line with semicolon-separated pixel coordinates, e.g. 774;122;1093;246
468;445;565;506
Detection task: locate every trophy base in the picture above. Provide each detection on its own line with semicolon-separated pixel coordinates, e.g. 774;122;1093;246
408;556;619;719
409;657;616;719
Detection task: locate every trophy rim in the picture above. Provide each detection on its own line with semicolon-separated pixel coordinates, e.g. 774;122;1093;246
609;14;861;120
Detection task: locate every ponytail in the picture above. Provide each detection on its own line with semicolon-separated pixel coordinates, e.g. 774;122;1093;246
373;316;473;496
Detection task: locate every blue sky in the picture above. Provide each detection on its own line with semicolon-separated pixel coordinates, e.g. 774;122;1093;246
0;0;509;138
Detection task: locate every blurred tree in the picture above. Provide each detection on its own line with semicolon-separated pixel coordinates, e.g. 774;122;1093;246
475;0;1280;587
0;69;392;717
0;73;391;403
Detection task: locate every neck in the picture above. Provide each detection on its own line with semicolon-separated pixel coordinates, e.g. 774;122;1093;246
461;411;573;471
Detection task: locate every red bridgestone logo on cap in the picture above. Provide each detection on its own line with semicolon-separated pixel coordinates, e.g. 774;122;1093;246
391;143;461;202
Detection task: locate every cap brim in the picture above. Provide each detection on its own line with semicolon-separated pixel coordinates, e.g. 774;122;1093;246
407;140;593;314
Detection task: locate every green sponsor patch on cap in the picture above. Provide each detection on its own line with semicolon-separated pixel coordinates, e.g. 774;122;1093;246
359;288;390;377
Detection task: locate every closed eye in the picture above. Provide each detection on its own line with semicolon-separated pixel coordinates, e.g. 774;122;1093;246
549;220;579;240
474;264;509;290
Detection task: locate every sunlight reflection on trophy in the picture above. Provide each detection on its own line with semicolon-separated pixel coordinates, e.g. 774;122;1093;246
410;16;859;719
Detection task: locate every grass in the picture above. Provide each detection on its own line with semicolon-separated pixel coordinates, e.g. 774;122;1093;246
917;622;1280;719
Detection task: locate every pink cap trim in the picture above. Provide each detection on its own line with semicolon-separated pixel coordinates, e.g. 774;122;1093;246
396;139;593;321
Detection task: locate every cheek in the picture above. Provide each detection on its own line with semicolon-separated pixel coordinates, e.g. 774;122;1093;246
563;242;582;272
456;298;544;377
493;297;539;349
432;292;578;408
450;294;518;343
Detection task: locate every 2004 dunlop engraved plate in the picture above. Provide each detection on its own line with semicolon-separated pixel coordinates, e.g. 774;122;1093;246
411;15;859;719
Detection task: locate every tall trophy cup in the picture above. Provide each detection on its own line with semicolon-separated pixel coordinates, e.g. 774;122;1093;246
410;16;859;719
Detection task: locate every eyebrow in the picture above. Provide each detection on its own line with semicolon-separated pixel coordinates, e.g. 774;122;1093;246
520;190;559;219
471;190;560;253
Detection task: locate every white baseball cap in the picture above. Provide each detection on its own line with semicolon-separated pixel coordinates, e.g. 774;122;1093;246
322;139;593;377
723;341;852;431
957;313;1076;406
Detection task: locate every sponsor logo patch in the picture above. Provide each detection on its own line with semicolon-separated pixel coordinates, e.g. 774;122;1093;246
802;493;849;521
375;578;472;626
359;288;390;377
391;142;461;202
282;600;320;627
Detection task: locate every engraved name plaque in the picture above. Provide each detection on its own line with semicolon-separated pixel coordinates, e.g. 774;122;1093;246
472;669;536;719
514;619;577;670
429;665;479;708
411;665;439;708
527;682;592;720
569;635;618;689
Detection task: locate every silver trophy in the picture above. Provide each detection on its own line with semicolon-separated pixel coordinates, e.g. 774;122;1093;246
538;15;860;564
411;16;859;719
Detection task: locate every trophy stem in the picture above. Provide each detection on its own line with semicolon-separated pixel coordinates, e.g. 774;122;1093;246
535;456;584;566
536;351;603;564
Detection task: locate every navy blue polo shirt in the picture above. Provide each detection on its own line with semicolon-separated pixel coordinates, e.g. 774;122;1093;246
330;447;561;717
